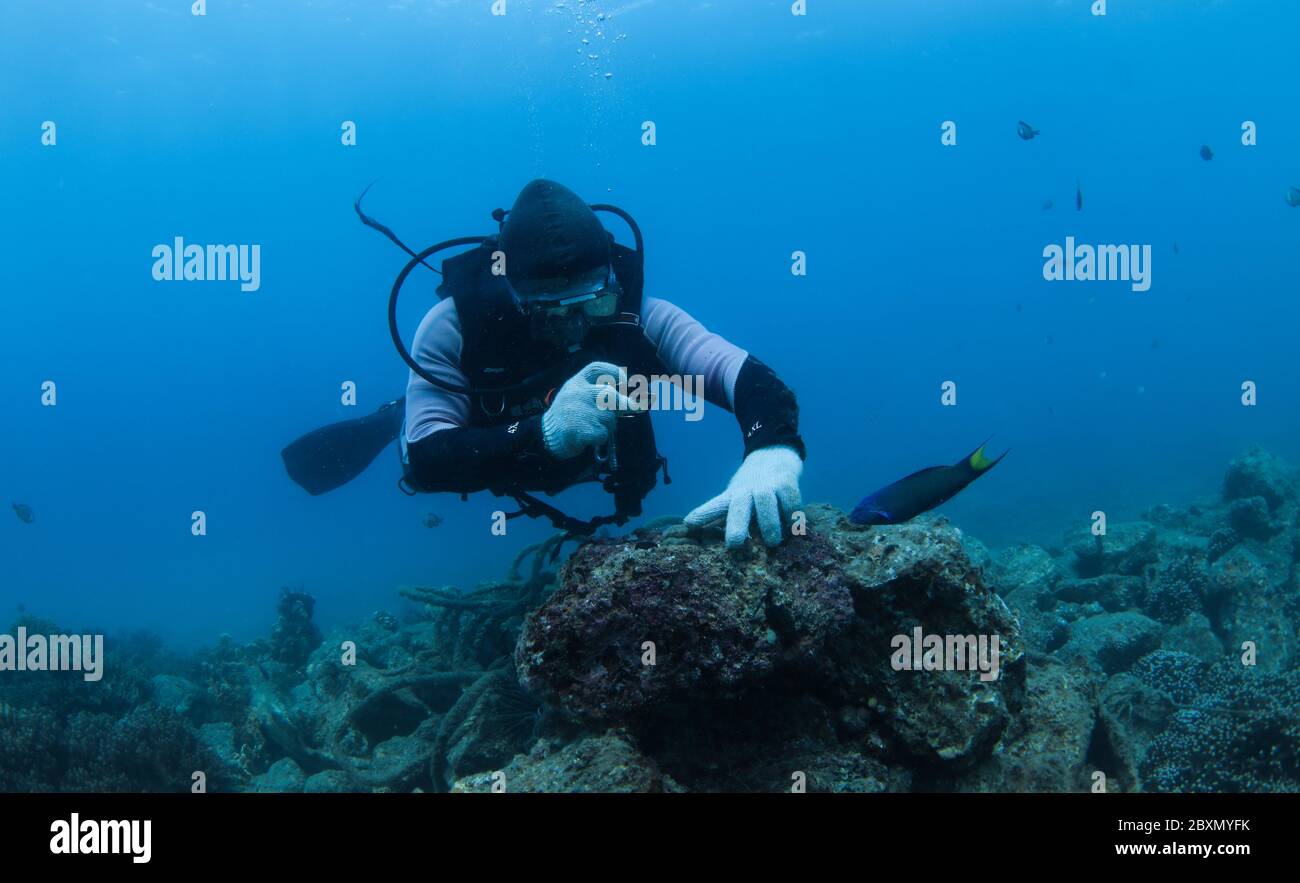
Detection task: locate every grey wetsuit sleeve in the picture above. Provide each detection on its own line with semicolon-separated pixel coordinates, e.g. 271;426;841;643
404;298;471;443
642;297;804;459
641;296;749;410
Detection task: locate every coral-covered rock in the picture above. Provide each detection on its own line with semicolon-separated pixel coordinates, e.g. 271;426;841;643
196;722;248;789
279;629;482;791
1095;672;1175;791
517;507;1025;775
1140;664;1300;792
516;517;859;721
1061;612;1162;674
253;757;306;793
270;589;323;669
1004;601;1069;655
1211;548;1298;672
1206;527;1240;564
151;674;201;718
820;518;1026;768
303;770;355;793
1145;503;1192;530
956;657;1096;792
1131;650;1206;704
1066;522;1158;578
1054;574;1143;611
961;535;994;576
634;689;912;792
439;668;543;787
991;544;1061;599
1227;495;1276;540
1160;613;1226;663
1223;446;1296;510
1144;554;1212;624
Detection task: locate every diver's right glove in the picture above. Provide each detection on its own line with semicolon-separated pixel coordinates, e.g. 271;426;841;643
542;361;640;460
685;444;803;548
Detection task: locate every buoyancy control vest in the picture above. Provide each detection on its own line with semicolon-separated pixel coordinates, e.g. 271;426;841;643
372;196;671;535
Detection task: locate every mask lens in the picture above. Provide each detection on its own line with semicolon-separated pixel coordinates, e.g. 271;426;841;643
581;289;619;317
529;276;620;318
541;297;588;318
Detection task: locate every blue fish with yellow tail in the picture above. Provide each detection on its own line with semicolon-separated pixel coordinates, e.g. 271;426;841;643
850;440;1008;526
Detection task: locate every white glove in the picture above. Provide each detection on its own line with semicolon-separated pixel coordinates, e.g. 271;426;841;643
685;445;803;548
542;361;640;460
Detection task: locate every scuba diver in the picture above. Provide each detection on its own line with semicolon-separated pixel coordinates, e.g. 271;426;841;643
282;179;805;548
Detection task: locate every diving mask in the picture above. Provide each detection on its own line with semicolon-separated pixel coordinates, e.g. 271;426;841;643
513;267;622;320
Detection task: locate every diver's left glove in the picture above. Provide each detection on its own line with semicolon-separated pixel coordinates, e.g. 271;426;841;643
684;445;803;548
541;361;639;460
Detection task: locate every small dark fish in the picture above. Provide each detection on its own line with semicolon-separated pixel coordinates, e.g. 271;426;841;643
1041;198;1053;211
1151;338;1160;350
422;512;443;529
1285;186;1300;208
1172;242;1180;254
1015;303;1024;313
1017;121;1039;140
11;502;34;524
1199;144;1214;161
850;440;1008;526
1075;181;1083;212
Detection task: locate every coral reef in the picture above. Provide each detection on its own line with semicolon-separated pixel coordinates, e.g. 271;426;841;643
1138;664;1300;792
2;446;1297;793
0;624;212;792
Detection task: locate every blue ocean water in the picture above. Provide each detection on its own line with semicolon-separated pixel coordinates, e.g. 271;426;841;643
2;0;1297;651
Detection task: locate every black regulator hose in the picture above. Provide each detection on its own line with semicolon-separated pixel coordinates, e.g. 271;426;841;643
388;236;486;396
591;204;644;254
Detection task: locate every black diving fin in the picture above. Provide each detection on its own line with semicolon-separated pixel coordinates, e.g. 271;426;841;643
281;398;406;495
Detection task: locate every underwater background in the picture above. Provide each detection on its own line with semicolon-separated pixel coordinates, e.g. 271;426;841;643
1;0;1298;793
